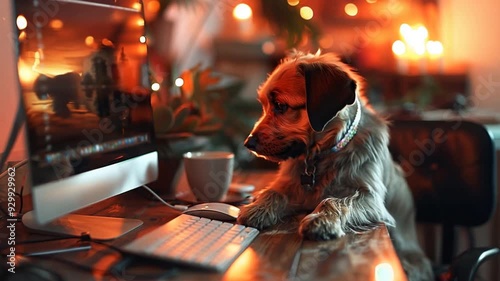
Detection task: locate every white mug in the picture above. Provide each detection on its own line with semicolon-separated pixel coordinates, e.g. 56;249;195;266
183;151;234;202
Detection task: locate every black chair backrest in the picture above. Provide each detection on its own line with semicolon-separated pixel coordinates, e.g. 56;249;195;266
388;119;497;263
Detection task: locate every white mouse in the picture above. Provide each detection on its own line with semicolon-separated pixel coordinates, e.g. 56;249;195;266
183;202;240;222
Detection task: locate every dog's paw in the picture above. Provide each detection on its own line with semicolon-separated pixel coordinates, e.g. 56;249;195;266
299;212;345;241
237;190;288;230
237;203;279;230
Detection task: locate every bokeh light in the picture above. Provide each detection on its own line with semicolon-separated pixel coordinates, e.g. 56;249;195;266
345;3;358;16
392;40;406;56
175;78;184;87
16;15;27;30
151;82;160;91
233;3;252;20
49;19;64;30
300;6;313;20
261;41;275;55
375;263;394;281
85;36;95;47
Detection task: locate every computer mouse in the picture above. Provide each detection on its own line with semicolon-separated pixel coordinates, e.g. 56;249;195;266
183;202;240;222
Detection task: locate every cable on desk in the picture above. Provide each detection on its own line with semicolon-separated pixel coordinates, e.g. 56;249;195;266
141;184;188;211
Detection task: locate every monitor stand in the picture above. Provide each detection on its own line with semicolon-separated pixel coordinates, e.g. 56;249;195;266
22;211;143;241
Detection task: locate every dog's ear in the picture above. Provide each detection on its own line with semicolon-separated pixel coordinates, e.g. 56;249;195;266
298;63;357;132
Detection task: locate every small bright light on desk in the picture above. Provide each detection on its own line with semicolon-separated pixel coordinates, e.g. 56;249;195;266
233;3;252;20
375;262;394;281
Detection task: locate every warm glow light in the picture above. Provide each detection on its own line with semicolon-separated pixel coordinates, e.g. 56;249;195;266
85;36;95;47
399;23;412;38
137;18;145;26
33;51;41;71
49;19;64;30
139;36;147;43
392;40;406;56
375;263;394;281
416;25;429;40
287;0;300;6
175;78;184;87
300;6;314;20
132;2;142;11
151;82;160;91
399;23;429;56
18;59;37;85
146;0;160;14
366;0;377;3
414;43;426;56
261;41;275;55
18;31;27;41
344;3;358;16
233;3;252;20
16;15;27;30
426;40;443;56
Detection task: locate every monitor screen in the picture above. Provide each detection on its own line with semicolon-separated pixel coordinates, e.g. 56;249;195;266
13;0;158;237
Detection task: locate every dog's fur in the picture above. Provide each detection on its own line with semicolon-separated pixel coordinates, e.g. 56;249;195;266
237;51;433;281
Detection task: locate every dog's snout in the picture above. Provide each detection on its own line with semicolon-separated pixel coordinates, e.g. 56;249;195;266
244;134;259;150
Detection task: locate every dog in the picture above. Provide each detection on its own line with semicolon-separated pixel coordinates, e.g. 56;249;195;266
237;51;434;281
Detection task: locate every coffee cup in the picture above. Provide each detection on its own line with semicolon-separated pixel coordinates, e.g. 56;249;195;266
183;151;234;202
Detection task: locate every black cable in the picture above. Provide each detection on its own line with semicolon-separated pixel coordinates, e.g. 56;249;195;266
0;235;81;252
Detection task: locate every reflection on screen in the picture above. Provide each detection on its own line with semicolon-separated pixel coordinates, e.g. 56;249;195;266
14;0;155;186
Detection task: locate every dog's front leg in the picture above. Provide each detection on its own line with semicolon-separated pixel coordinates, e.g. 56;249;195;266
237;187;289;230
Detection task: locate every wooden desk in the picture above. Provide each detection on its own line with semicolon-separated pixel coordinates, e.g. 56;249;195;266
1;170;407;281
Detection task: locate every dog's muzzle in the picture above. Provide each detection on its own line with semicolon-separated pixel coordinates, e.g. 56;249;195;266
244;133;306;160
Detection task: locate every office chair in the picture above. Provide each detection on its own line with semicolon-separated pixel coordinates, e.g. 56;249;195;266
389;119;499;281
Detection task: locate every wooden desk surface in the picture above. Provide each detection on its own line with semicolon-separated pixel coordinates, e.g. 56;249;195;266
1;170;407;281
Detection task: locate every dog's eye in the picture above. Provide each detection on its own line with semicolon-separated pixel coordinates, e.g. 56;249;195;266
273;101;288;114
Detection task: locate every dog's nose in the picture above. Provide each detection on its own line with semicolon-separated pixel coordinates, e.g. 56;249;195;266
244;134;259;150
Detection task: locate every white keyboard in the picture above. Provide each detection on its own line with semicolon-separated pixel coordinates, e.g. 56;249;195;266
122;214;259;272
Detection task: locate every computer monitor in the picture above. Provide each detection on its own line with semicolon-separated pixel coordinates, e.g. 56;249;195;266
12;0;158;240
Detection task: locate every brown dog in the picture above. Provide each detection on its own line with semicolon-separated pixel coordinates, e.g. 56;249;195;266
237;51;433;281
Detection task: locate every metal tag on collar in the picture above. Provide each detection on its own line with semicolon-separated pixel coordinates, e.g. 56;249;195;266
301;173;315;190
301;164;316;190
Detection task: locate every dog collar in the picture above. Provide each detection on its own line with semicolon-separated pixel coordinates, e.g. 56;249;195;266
331;98;361;152
301;98;362;190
